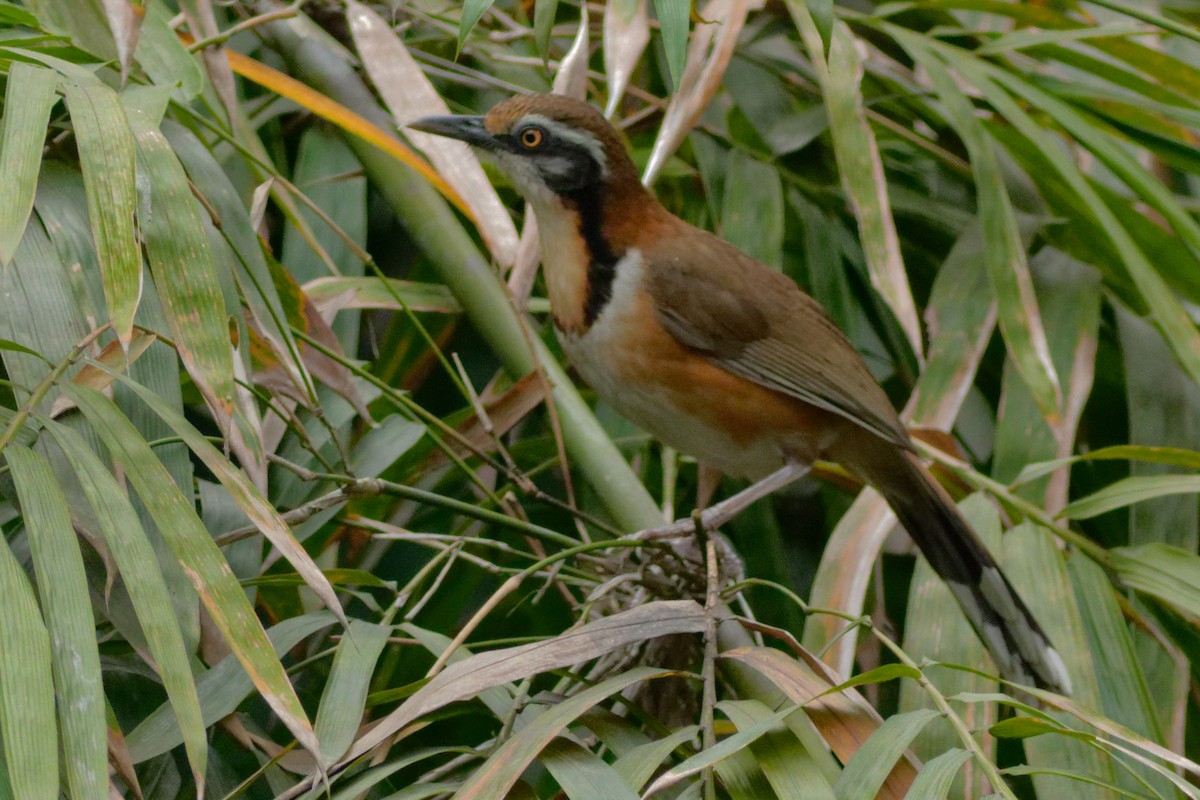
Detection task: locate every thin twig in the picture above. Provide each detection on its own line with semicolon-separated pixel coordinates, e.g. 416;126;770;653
698;510;720;800
187;4;302;52
0;325;108;454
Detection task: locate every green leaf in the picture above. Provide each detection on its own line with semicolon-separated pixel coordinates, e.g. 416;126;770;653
0;538;57;800
654;0;689;89
1062;475;1200;520
314;619;391;765
65;384;322;760
1112;543;1200;623
1068;554;1172;797
912;42;1061;423
1001;524;1116;798
611;726;701;791
126;612;336;763
293;748;457;800
976;21;1147;54
99;365;348;628
721;699;838;800
533;0;560;62
456;667;673;798
458;0;495;51
643;703;808;796
989;716;1064;740
541;738;640;800
63;81;140;348
0;217;88;402
125;107;253;457
821;663;922;697
42;418;207;789
131;0;205;99
7;445;107;800
0;63;57;265
302;276;466;314
903;749;972;800
0;339;49;362
721;150;784;268
808;0;834;53
1014;445;1200;486
943;41;1200;393
833;709;941;800
793;10;923;359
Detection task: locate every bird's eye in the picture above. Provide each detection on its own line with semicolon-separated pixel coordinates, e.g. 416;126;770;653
518;126;546;149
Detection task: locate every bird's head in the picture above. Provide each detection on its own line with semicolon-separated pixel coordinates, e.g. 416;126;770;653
409;94;641;206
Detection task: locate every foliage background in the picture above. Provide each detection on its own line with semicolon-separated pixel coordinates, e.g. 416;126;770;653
2;0;1200;797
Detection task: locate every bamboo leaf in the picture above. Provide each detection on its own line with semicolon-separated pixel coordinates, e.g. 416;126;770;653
612;726;701;791
541;738;640;800
314;619;391;766
132;0;204;99
63;81;140;347
458;0;494;51
791;7;924;360
917;34;1200;392
1014;445;1200;486
643;702;805;797
101;0;144;82
125;106;244;437
0;539;57;800
456;667;673;799
1068;554;1172;796
348;0;518;267
303;276;468;314
1063;475;1200;520
721;150;784;268
99;365;348;628
1001;524;1116;798
721;699;839;800
42;418;207;790
332;601;706;775
7;445;107;800
723;646;919;798
903;749;972;800
911;42;1061;423
533;0;560;62
603;0;651;117
834;710;941;800
64;384;322;760
654;0;689;89
976;22;1148;54
0;63;56;265
1112;543;1200;623
126;612;336;763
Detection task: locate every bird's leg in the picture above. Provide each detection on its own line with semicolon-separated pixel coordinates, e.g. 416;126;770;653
637;462;811;540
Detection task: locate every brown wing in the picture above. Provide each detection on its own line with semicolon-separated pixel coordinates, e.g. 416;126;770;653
643;228;912;449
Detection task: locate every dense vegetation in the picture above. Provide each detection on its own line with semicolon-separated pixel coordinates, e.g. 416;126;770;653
3;0;1200;797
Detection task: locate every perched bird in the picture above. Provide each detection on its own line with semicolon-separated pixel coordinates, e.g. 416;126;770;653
411;93;1071;693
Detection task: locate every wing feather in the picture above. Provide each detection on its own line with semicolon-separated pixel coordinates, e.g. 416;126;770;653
644;230;911;449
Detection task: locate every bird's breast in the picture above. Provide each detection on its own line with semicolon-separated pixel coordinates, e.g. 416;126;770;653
558;251;836;479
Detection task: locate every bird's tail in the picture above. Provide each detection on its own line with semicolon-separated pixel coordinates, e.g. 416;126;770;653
862;448;1072;694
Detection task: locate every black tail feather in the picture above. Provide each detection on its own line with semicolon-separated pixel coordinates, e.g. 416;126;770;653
870;451;1071;694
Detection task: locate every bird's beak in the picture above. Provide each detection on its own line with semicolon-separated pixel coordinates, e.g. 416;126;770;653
407;115;493;148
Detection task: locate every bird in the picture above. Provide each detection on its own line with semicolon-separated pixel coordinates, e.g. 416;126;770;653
410;93;1071;694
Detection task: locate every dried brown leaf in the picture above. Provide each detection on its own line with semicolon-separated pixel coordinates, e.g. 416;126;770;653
643;0;756;184
332;601;706;772
346;0;518;266
603;0;650;118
